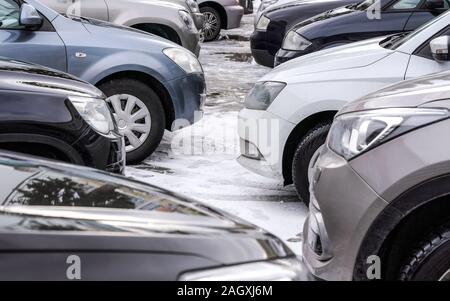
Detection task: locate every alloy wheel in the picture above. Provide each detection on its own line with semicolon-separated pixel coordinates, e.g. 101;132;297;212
106;94;151;153
203;11;219;41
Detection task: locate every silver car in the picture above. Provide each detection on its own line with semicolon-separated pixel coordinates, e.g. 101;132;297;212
198;0;244;41
303;65;450;280
39;0;202;55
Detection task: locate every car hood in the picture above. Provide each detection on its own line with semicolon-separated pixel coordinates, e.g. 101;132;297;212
0;57;103;98
0;152;293;263
267;0;350;13
340;71;450;114
265;36;392;82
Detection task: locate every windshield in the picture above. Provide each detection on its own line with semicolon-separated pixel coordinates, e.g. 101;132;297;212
381;10;450;49
348;0;378;10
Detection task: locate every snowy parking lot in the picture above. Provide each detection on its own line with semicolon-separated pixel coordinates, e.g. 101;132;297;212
127;13;308;255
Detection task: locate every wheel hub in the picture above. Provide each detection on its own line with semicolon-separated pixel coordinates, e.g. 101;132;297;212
106;94;152;153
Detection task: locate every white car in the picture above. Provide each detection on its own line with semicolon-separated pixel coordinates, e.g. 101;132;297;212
238;10;450;204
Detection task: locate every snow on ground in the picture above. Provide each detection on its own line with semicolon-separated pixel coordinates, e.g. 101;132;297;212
126;13;308;255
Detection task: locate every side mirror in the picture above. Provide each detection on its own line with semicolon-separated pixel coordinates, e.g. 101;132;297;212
20;4;43;27
430;36;450;62
425;0;444;10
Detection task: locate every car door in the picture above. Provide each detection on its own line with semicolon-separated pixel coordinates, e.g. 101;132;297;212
404;26;450;78
404;0;450;31
0;0;66;71
39;0;108;21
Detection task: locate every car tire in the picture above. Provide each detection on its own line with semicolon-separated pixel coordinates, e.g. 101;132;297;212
292;122;331;205
399;223;450;281
201;7;221;42
98;78;165;165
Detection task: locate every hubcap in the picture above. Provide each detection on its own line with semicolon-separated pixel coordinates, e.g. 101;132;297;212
203;12;218;40
106;94;151;153
439;269;450;281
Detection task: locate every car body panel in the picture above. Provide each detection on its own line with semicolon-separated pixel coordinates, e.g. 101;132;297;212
0;151;296;280
39;0;201;53
197;0;244;29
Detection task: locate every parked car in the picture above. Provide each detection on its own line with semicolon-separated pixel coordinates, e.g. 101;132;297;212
238;9;450;203
0;0;206;164
0;57;124;174
0;151;305;281
275;0;448;66
198;0;244;41
254;0;295;24
304;70;450;281
251;0;356;67
39;0;203;56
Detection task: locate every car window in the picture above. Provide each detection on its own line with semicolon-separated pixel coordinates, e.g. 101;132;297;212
0;0;23;29
390;0;421;9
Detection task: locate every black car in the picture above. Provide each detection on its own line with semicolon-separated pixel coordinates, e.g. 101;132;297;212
0;58;124;174
274;0;449;66
251;0;357;67
0;152;304;280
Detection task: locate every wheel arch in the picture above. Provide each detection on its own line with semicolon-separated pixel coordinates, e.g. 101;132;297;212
353;174;450;280
130;23;182;45
95;70;175;130
282;110;337;185
199;1;228;29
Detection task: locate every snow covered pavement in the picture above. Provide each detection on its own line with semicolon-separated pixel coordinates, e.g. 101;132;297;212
126;13;308;255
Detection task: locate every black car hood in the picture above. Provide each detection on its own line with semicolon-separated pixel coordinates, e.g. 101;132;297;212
0;57;103;98
267;0;351;13
0;152;293;264
291;4;357;31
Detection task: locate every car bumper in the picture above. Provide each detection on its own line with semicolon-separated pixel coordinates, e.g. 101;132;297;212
180;30;201;56
302;146;387;281
166;72;206;128
76;128;125;175
224;5;244;29
250;30;280;68
193;12;205;30
237;108;295;180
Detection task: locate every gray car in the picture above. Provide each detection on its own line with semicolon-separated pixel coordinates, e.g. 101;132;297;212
39;0;202;55
198;0;243;41
0;0;206;164
303;68;450;281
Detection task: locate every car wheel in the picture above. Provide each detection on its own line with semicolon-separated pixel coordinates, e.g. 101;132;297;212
292;122;331;205
399;223;450;281
98;78;165;165
200;7;221;42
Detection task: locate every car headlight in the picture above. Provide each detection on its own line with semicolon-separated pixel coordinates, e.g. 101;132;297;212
185;0;199;13
244;81;286;110
69;96;115;135
179;258;303;281
256;15;270;31
328;108;450;160
282;30;312;51
179;10;195;31
163;47;203;74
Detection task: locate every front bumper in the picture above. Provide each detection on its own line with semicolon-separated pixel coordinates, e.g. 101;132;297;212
193;12;205;30
302;146;387;281
165;72;206;129
75;128;125;175
180;30;201;56
224;5;244;29
237;108;295;180
250;30;279;68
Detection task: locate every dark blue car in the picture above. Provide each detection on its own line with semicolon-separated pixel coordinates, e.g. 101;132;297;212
275;0;449;66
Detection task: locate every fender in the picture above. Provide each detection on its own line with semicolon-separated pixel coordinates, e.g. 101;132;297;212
353;174;450;280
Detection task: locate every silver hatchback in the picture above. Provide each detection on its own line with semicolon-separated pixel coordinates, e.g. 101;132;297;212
304;69;450;281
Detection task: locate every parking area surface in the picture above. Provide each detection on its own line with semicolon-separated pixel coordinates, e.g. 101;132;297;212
127;13;308;254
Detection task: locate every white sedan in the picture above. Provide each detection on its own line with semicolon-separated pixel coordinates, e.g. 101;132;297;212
238;10;450;204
